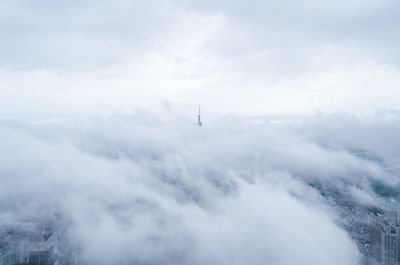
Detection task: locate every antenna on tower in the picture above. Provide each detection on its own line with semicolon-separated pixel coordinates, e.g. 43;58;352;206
197;105;203;127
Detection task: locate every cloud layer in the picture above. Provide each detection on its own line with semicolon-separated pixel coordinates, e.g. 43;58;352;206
3;110;400;264
1;1;400;264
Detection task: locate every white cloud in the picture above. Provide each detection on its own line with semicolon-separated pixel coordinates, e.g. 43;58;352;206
1;113;371;264
3;110;400;263
1;1;400;264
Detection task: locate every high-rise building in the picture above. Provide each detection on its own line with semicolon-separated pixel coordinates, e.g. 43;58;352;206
371;222;385;264
370;218;400;265
0;230;59;265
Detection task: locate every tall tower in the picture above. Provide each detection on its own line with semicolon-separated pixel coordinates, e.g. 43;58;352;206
197;105;202;127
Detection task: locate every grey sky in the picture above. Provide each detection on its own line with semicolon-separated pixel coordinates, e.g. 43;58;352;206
2;3;400;263
1;0;399;69
1;0;400;117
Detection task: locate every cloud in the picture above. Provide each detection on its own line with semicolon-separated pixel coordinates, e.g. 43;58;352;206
1;1;400;263
3;110;400;264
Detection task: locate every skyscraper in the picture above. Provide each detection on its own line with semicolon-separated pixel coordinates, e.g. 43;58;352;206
370;217;400;265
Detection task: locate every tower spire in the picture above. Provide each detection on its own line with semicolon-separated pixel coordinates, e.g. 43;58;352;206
197;105;202;127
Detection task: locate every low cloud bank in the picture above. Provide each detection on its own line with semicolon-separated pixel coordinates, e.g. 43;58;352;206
2;110;399;264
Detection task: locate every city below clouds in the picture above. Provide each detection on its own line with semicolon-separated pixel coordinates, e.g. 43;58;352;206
1;1;400;265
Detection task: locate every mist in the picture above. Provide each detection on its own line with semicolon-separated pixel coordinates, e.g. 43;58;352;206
2;0;400;264
2;110;400;264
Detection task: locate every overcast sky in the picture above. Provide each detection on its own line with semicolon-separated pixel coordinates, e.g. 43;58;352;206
2;2;400;264
1;0;400;119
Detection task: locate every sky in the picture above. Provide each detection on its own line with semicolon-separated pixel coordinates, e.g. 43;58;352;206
1;0;400;118
1;1;400;265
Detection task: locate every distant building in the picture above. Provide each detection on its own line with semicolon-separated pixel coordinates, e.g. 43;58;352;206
370;217;400;265
28;248;54;265
0;235;29;265
0;231;59;265
28;233;58;265
370;222;385;264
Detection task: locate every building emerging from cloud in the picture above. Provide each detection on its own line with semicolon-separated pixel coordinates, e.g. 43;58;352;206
0;225;75;265
370;216;400;265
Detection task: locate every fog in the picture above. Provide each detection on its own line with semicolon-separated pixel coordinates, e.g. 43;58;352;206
2;110;400;264
1;1;400;264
